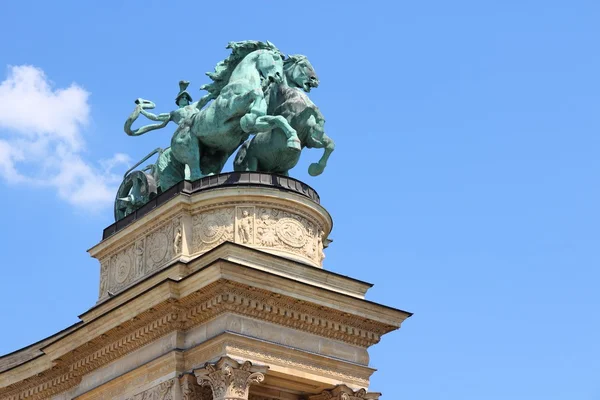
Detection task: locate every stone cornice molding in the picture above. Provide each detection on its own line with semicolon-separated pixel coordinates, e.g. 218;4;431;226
0;274;389;399
1;258;409;400
194;356;268;400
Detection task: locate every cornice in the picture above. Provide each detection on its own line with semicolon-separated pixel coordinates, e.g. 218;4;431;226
1;258;410;400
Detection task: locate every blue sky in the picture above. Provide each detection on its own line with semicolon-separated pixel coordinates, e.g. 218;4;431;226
0;1;599;399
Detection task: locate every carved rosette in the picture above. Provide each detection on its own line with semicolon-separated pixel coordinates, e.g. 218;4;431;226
308;385;381;400
194;357;268;400
192;208;235;253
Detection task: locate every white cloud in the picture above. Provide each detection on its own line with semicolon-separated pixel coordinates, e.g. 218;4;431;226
0;65;130;211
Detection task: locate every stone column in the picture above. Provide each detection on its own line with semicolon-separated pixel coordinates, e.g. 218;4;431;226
194;356;269;400
308;385;381;400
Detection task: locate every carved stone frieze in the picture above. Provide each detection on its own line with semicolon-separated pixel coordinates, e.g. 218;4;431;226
194;356;268;400
97;216;181;300
308;385;381;400
126;378;176;400
93;189;333;300
189;202;327;267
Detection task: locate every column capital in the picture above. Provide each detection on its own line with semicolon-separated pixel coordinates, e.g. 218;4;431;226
309;385;381;400
181;373;212;400
194;356;269;400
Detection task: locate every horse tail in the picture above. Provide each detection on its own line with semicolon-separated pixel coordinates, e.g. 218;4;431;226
233;140;251;171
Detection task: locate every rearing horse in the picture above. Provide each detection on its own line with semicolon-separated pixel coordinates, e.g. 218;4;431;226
125;41;300;185
233;54;335;177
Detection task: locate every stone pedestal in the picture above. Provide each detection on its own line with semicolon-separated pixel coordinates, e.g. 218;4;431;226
0;173;411;400
94;173;332;302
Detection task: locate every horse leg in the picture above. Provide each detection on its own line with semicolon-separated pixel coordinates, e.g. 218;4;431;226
307;134;335;176
242;113;300;151
240;90;300;151
171;125;203;181
257;115;301;151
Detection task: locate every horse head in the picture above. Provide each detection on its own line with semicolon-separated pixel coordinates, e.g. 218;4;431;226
284;55;319;92
255;49;285;89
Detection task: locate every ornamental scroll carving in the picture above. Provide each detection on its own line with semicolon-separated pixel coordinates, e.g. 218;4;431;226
194;356;269;400
181;373;213;400
125;378;175;400
308;385;381;400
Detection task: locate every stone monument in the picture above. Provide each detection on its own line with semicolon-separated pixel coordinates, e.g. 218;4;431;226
0;41;411;400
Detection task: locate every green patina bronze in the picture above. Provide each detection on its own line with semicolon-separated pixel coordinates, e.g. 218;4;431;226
115;41;333;221
234;55;334;177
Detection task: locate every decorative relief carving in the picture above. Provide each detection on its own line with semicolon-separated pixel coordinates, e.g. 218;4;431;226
255;207;321;263
115;251;132;284
192;208;234;253
135;239;146;278
194;356;268;400
110;244;135;292
99;259;109;298
275;217;307;248
148;231;168;264
308;385;381;400
236;206;255;245
126;378;175;400
174;217;183;255
317;230;326;264
98;200;329;301
146;220;175;273
256;211;277;246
